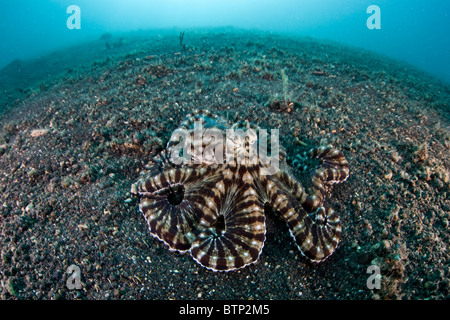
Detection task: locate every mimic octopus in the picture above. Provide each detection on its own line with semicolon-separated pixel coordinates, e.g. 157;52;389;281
131;110;349;272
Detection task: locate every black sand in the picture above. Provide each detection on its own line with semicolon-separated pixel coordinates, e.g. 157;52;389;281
0;29;448;300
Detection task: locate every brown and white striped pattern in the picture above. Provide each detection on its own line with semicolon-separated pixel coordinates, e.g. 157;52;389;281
287;206;342;262
137;166;223;252
132;110;350;271
303;146;349;212
190;170;266;271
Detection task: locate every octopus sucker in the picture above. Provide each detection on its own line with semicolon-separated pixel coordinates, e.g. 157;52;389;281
132;110;349;271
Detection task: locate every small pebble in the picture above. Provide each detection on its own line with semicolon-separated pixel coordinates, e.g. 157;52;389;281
30;129;48;137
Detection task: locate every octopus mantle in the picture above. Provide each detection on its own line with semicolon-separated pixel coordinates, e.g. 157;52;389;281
131;110;349;272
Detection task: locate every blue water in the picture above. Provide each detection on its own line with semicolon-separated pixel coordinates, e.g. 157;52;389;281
1;0;449;83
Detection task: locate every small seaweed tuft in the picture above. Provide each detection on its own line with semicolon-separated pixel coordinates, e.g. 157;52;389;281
267;68;295;113
179;31;187;51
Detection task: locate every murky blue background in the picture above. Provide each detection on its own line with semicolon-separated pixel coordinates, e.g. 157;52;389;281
1;0;449;83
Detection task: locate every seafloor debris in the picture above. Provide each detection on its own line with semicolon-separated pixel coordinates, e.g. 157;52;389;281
132;110;349;272
30;128;49;137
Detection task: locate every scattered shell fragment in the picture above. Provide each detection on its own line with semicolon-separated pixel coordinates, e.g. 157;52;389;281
30;129;49;137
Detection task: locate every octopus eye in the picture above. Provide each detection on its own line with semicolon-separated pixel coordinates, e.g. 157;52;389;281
167;185;185;206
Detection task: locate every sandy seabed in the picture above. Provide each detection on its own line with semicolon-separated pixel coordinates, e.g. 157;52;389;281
0;29;448;300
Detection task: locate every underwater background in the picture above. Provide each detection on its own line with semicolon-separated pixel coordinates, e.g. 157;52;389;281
0;0;449;301
1;0;449;84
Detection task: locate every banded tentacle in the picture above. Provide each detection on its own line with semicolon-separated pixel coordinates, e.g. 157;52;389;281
293;146;349;212
256;171;342;262
137;166;222;252
190;166;266;271
288;206;342;262
133;110;350;270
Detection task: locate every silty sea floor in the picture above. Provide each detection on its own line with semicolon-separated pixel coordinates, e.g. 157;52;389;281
0;29;448;300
